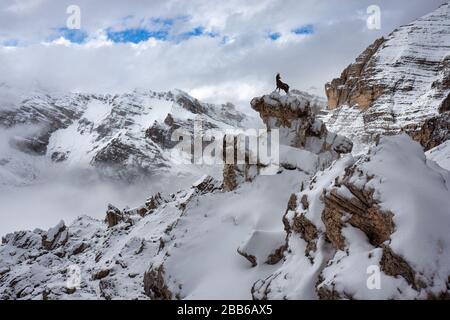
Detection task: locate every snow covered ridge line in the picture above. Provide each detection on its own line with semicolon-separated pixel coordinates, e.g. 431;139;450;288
0;88;252;184
0;175;224;300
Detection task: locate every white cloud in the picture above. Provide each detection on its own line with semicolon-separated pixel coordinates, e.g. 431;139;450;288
0;0;448;109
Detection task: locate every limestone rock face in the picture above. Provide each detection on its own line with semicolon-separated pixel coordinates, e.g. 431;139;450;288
221;91;352;192
143;265;172;300
325;37;386;110
251;91;353;162
324;3;450;148
403;112;450;151
105;205;125;228
42;220;69;251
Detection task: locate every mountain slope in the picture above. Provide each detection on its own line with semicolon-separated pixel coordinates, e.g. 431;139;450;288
253;134;450;300
324;2;450;149
0;90;343;300
0;89;251;184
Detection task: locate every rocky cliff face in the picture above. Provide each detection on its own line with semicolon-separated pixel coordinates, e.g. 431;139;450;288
222;90;352;192
324;3;450;148
251;91;353;163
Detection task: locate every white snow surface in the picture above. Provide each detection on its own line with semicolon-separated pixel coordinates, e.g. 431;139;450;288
426;140;450;170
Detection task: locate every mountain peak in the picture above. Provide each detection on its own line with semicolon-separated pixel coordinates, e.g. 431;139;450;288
324;2;450;148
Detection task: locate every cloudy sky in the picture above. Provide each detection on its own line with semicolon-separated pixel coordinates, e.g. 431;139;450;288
0;0;447;108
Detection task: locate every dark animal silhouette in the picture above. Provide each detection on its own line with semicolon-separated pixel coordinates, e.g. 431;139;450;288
276;73;290;94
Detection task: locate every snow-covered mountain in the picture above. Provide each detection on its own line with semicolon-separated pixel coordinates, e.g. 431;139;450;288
0;88;252;185
0;90;350;300
324;2;450;151
1;88;448;300
253;134;450;299
1;3;450;301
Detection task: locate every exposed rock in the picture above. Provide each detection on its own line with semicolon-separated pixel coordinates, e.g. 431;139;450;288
380;245;418;289
287;194;298;212
105;204;124;228
325;37;386;110
322;185;394;250
2;230;42;250
143;265;172;300
403;112;450;151
266;245;287;265
92;269;111;280
316;275;344;300
221;133;260;192
42;221;69;251
291;214;318;255
51;151;69;162
145;193;165;210
71;242;88;256
237;247;257;267
99;279;116;300
252;135;450;300
192;175;223;194
251;91;353;164
223;164;238;192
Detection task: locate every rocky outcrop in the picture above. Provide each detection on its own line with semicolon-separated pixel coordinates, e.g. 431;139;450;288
221;133;261;192
42;220;69;251
105;204;125;228
143;265;172;300
223;164;239;192
251;91;353;161
222;91;352;192
403;112;450;151
252;135;450;300
321;167;395;250
324;3;450;148
380;245;418;290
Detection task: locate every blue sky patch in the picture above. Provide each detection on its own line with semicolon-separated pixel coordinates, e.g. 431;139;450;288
292;24;314;35
178;26;218;41
268;32;281;40
106;28;168;43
